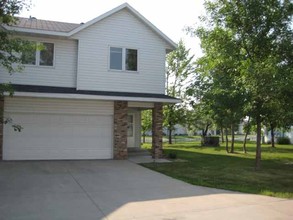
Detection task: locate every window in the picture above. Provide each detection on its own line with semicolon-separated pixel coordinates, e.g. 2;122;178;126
22;42;54;66
109;47;138;71
110;47;122;70
40;43;54;66
126;49;137;71
21;44;36;65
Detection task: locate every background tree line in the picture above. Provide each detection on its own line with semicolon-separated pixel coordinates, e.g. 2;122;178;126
142;0;293;170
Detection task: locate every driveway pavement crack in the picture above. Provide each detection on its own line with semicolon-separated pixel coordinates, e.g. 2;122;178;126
67;170;108;220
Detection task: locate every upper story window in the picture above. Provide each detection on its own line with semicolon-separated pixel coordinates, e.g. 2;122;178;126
110;47;123;70
126;49;137;71
21;43;36;65
109;47;138;71
22;42;54;67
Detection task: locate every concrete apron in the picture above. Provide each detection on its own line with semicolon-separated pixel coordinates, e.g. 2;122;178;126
0;160;292;220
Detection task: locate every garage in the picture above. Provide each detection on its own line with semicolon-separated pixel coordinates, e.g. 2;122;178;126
3;97;114;160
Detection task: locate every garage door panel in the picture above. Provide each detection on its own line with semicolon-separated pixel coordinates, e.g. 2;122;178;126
6;115;112;138
8;113;111;125
4;149;112;160
3;98;113;160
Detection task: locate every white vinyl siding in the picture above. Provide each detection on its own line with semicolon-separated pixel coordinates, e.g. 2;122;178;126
128;102;154;108
73;9;169;94
0;37;78;88
4;97;113;115
3;97;114;160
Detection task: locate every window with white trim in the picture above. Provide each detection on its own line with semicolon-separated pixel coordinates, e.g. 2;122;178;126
109;47;138;71
22;42;54;66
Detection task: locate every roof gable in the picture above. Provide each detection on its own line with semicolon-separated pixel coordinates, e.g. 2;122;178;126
70;3;176;49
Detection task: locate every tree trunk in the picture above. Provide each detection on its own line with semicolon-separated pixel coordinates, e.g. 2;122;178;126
143;133;146;143
225;127;229;153
230;124;235;153
255;116;262;170
243;131;248;154
270;124;275;148
168;128;172;144
199;129;203;146
221;126;224;143
203;124;210;137
243;116;250;154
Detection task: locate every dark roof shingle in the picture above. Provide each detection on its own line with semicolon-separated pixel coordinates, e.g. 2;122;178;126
11;17;81;32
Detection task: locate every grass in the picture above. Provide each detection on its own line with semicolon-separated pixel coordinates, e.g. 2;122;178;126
141;141;293;198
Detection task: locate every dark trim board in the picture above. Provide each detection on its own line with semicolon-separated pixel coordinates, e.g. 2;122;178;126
11;84;179;101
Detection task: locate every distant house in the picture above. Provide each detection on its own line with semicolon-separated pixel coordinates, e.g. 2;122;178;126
0;3;179;160
264;127;293;144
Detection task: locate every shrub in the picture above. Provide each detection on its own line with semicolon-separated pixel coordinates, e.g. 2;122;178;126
168;152;177;159
277;137;291;145
202;136;220;147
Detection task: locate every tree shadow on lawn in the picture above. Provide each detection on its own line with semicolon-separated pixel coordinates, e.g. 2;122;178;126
163;148;255;164
163;146;293;168
150;148;293;198
164;142;293;155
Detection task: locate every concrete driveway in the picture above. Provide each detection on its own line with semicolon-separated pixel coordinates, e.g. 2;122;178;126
0;160;292;220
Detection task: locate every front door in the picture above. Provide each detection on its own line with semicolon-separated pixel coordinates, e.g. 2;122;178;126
127;114;135;148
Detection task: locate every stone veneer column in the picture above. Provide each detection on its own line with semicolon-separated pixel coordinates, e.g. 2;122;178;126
152;102;163;159
0;97;4;160
113;101;128;159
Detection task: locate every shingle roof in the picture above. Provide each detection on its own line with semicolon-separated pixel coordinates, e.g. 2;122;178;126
12;17;81;32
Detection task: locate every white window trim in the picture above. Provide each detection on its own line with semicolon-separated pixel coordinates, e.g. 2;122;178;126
23;42;55;68
108;46;139;73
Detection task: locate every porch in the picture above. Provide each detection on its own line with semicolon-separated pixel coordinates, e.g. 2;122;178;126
113;101;163;159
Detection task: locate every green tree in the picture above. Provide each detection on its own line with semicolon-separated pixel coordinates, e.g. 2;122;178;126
1;0;32;131
164;40;194;144
184;103;214;140
189;0;293;169
187;27;247;152
263;87;293;148
141;110;152;143
0;0;32;73
242;116;252;153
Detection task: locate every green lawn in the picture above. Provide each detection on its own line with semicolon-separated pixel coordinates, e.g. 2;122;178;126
141;141;293;198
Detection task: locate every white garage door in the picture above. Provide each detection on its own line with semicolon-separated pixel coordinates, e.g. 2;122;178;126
3;97;114;160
